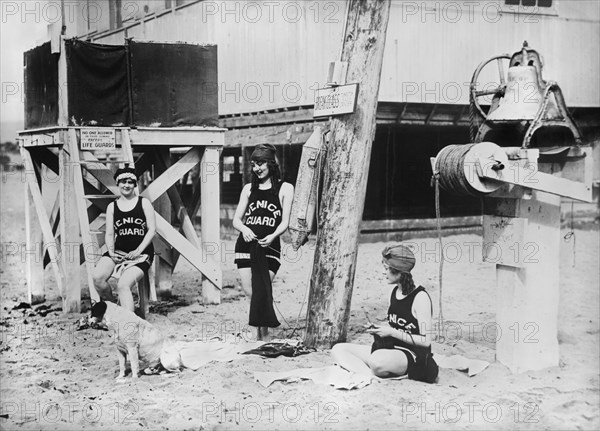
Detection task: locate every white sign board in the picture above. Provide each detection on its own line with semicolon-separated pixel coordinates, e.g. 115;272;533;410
80;129;116;150
313;83;359;118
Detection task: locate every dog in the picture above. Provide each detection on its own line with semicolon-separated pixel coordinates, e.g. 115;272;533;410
89;300;166;380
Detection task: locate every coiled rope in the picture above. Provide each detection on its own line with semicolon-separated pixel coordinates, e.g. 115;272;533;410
435;144;484;197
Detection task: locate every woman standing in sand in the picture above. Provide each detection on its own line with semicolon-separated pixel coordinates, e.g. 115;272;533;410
92;166;156;313
232;144;294;341
332;244;434;379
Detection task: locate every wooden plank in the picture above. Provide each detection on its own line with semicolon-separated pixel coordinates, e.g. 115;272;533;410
130;128;225;147
57;37;68;127
154;214;221;288
24;168;45;304
60;138;81;312
20;147;65;297
220;107;315;129
225;123;318;148
79;152;120;194
200;147;222;304
140;147;202;203
152;147;174;297
152;152;201;248
360;216;482;232
69;129;101;303
477;157;593;202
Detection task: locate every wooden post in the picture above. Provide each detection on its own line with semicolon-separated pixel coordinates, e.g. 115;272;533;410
200;147;222;304
24;160;45;304
153;148;174;297
59;140;81;312
488;191;561;373
304;0;391;348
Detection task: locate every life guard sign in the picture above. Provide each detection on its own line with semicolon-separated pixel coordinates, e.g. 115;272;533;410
313;83;359;118
80;128;116;150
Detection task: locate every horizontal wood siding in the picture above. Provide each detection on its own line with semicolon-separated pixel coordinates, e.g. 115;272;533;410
74;0;599;113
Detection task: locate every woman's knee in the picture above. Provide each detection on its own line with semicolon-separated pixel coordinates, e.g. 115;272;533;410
331;343;351;360
368;356;395;378
116;280;134;295
92;270;108;286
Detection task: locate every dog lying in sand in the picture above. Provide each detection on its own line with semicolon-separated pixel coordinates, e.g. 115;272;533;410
88;300;167;380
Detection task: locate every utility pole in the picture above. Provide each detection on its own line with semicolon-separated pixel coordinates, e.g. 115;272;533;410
305;0;392;348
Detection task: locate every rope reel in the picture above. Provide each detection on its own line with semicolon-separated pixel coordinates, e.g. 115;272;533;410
433;142;508;197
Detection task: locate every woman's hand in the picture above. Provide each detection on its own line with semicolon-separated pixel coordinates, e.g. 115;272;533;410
125;248;142;260
242;227;257;243
258;234;276;248
366;326;395;338
110;250;125;263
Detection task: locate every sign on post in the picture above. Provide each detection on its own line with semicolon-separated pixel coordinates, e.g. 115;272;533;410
313;83;359;118
80;129;116;150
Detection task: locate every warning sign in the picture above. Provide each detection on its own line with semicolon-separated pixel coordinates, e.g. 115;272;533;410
80;129;116;150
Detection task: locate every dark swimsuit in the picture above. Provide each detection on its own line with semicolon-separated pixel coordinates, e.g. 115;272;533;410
371;286;431;371
103;197;154;272
234;184;283;274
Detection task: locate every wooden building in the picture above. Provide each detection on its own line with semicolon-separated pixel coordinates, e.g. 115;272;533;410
62;0;600;235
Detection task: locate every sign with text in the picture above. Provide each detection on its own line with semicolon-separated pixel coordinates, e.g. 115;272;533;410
80;129;116;150
313;83;359;118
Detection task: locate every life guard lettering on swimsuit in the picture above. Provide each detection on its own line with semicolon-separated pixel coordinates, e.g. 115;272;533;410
115;217;147;236
388;314;416;332
245;199;282;227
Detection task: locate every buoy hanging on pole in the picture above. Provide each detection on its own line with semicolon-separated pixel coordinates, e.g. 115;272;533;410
433;142;508;196
288;126;326;251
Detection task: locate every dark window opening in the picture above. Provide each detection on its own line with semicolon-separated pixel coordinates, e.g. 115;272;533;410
505;0;553;7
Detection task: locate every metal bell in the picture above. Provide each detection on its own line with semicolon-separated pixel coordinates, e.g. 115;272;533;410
487;66;546;121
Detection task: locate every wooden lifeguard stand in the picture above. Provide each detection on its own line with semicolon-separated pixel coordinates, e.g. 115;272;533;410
20;36;225;313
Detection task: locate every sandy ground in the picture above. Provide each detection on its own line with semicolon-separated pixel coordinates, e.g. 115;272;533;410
1;172;599;431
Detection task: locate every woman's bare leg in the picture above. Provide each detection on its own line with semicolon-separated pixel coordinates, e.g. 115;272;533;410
331;343;373;375
92;256;116;301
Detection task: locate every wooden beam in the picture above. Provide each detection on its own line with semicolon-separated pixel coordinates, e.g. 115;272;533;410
154;214;221;288
140;147;202;203
24;161;45;304
225;123;320;148
220;107;315;129
68;129;100;303
477;158;593;202
152;147;174;297
305;0;392;349
57;37;68;127
129;127;225;147
20;147;65;298
60;137;81;312
200;147;222;304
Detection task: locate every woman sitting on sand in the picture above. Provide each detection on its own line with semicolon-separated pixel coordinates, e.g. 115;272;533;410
332;243;433;379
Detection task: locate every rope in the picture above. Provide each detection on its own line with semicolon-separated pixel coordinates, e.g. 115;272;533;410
563;200;576;268
433;173;445;340
435;144;484;197
469;92;480;143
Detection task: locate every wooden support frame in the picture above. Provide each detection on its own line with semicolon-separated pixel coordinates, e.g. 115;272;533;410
20;125;225;312
19;147;66;300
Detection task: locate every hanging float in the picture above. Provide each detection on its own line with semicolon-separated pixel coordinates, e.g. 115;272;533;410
288;126;327;251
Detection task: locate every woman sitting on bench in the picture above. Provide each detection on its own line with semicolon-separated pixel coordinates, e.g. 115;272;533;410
92;166;156;312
